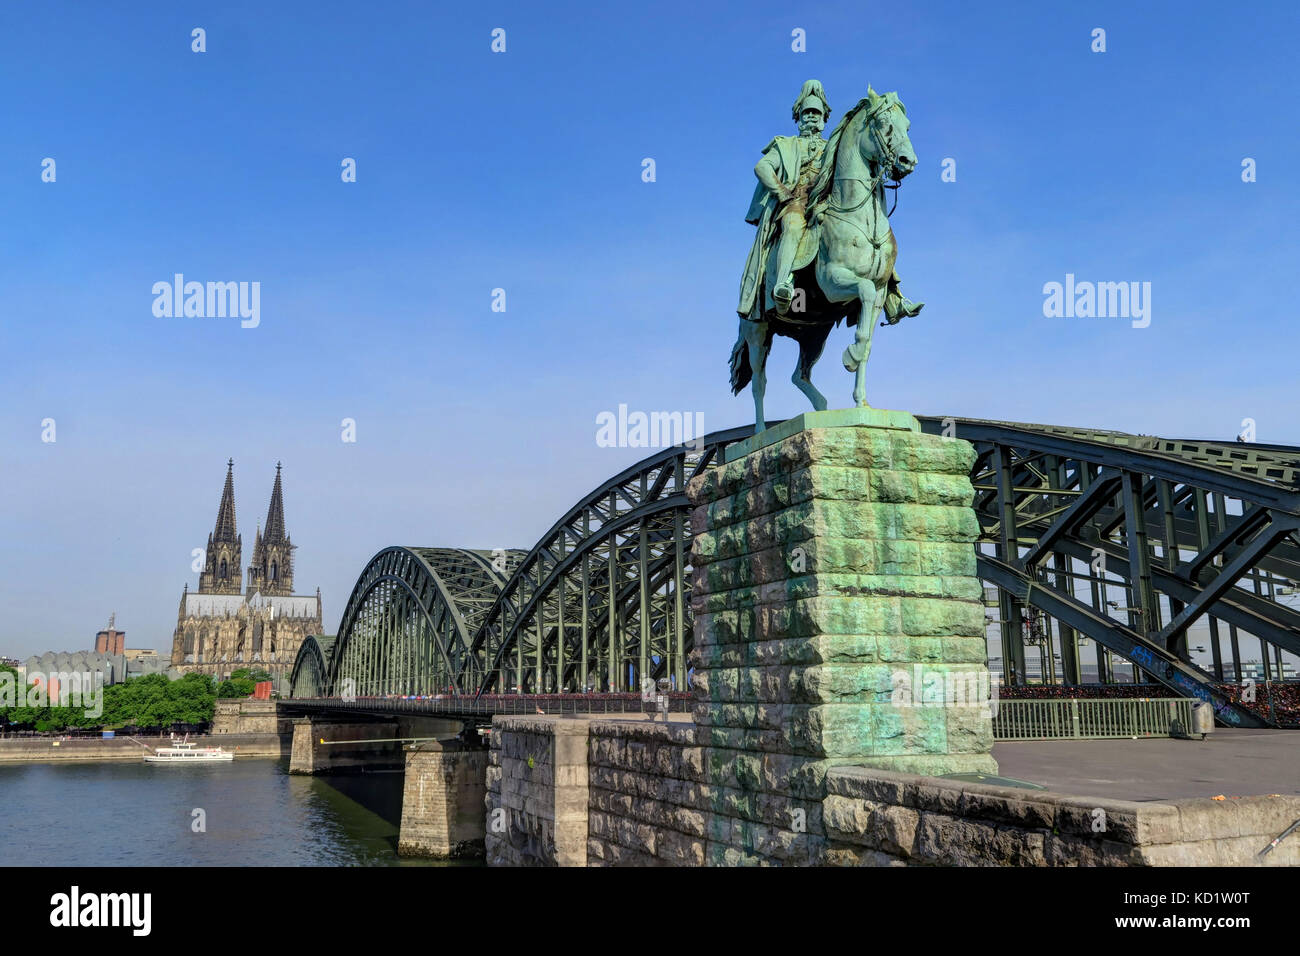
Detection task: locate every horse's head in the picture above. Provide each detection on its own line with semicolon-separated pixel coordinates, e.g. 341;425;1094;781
859;88;916;181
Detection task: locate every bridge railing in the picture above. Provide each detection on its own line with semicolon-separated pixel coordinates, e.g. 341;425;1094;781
286;694;1202;738
282;693;695;717
992;697;1198;740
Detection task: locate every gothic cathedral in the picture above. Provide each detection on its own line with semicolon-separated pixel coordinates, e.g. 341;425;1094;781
171;461;323;690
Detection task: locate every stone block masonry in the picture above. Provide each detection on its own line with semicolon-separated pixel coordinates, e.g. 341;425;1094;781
685;409;997;863
213;699;293;735
484;716;1300;866
398;740;488;859
821;767;1300;866
288;717;402;774
485;716;589;866
586;719;706;866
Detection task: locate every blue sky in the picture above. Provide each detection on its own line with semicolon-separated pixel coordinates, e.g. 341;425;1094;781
1;0;1296;656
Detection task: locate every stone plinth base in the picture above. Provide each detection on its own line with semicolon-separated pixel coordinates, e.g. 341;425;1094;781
686;408;997;863
398;740;488;858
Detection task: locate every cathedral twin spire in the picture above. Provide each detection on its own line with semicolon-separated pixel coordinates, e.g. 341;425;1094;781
197;461;295;596
247;462;294;596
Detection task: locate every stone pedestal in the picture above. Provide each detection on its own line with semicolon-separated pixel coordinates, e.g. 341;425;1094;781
686;408;997;864
398;740;488;859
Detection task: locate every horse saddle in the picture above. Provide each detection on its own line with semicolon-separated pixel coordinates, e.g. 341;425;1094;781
792;219;822;272
761;219;824;316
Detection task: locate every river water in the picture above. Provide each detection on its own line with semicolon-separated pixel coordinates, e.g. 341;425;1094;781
0;758;466;866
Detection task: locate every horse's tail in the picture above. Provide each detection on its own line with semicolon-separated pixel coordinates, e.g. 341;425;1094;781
729;328;751;395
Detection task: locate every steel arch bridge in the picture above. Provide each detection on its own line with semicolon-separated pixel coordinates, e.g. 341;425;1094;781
291;418;1300;727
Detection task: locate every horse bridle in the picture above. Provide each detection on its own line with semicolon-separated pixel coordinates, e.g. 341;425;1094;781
824;99;903;226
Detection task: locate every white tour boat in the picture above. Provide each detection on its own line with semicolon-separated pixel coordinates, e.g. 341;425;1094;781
143;734;234;764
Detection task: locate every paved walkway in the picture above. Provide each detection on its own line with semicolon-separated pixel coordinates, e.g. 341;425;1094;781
992;728;1300;801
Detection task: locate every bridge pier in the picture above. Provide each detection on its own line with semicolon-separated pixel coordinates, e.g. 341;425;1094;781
288;717;403;774
397;739;489;859
687;409;997;863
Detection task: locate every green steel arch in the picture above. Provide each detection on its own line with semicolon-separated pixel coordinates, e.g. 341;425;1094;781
917;416;1300;727
289;635;334;697
320;546;524;697
461;426;758;695
288;427;757;699
293;417;1300;727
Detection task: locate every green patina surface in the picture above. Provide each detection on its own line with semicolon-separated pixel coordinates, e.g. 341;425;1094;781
723;408;919;463
688;419;997;862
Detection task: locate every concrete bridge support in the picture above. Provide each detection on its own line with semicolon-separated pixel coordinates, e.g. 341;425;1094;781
397;739;489;859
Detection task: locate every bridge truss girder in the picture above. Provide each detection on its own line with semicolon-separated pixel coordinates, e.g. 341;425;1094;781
921;417;1300;727
464;427;758;696
296;416;1300;730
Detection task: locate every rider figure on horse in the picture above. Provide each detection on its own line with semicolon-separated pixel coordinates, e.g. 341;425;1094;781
739;79;923;322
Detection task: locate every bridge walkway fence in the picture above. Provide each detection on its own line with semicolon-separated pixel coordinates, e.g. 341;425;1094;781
281;693;694;720
992;697;1198;740
285;695;1204;742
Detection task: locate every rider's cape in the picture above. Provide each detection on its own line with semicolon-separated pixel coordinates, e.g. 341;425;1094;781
738;136;808;319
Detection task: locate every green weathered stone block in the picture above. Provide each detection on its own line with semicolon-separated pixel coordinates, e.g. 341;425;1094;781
889;434;977;476
876;634;944;663
761;595;902;640
788;662;895;704
891;503;979;542
946;702;996;753
788;703;885;758
915;471;976;507
939;636;989;664
899;596;986;638
870;468;916;503
871;701;949;756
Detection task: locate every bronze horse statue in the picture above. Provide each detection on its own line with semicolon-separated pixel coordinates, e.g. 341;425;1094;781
730;88;920;434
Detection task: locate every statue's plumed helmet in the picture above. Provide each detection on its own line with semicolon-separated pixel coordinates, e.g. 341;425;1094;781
792;80;831;122
799;96;826;118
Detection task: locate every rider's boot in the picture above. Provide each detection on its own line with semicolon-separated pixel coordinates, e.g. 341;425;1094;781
771;226;802;315
883;271;924;324
897;294;924;317
773;275;795;313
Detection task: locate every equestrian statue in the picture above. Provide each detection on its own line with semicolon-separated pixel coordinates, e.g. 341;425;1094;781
732;79;923;434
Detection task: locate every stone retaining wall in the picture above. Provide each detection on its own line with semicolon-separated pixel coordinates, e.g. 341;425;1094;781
822;766;1300;866
587;719;708;866
0;733;287;762
213;699;292;735
485;717;588;866
485;715;1300;866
